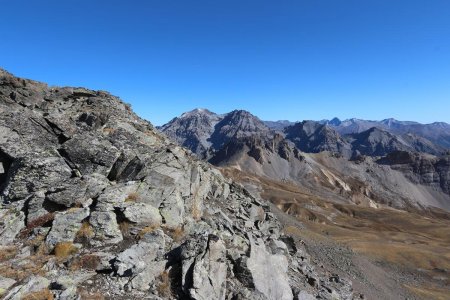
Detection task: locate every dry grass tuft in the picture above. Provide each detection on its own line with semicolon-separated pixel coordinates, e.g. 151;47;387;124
102;127;115;134
165;226;185;243
22;289;54;300
0;246;18;262
191;197;203;221
53;242;78;259
156;270;172;298
76;221;94;240
125;192;139;202
118;221;132;237
0;255;49;281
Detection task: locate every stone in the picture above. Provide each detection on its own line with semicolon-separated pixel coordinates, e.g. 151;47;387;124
89;211;123;244
246;237;294;300
189;235;227;300
3;276;50;300
130;260;167;291
0;277;16;297
0;209;25;245
114;241;160;276
46;207;90;247
298;291;316;300
122;202;162;226
160;190;185;229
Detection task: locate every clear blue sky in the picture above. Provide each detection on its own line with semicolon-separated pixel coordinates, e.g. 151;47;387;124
1;0;450;125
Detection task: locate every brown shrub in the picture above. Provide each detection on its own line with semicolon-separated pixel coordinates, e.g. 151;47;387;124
70;254;100;271
53;242;78;259
19;213;55;238
22;289;54;300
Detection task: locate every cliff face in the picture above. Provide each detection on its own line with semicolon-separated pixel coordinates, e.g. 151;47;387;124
0;69;354;299
380;151;450;195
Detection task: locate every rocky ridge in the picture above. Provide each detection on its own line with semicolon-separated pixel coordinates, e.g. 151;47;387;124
0;69;355;299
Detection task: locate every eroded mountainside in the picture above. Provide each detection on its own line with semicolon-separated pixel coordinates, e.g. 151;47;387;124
160;109;450;211
0;69;359;299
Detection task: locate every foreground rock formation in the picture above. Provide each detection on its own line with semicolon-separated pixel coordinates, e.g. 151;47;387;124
0;69;355;299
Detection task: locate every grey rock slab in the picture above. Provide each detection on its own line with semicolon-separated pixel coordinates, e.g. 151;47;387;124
122;202;162;226
89;211;123;245
0;209;25;245
246;237;293;300
130;260;167;291
3;276;50;300
189;236;227;300
160;190;185;229
46;207;90;247
298;291;316;300
46;174;109;207
114;241;160;276
0;276;16;296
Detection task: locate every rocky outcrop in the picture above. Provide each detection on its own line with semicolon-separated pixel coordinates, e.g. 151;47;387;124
0;69;354;299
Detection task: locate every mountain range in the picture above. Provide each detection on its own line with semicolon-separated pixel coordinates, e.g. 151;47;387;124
160;108;450;211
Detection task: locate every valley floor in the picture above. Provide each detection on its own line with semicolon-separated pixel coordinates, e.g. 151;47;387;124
222;168;450;300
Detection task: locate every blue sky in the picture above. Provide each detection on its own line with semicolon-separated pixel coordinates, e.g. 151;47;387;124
1;0;450;125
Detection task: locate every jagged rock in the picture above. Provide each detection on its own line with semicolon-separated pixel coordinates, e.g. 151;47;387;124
114;241;161;276
189;235;227;300
122;202;162;226
298;291;316;300
130;260;167;291
160;190;185;229
46;207;90;247
246;237;294;300
91;252;115;272
25;191;48;223
0;209;25;245
51;272;95;291
3;276;50;300
61;133;121;176
89;211;123;244
45;174;109;207
2;154;73;202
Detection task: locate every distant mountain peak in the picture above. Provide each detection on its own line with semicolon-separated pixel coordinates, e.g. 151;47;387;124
180;108;216;117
